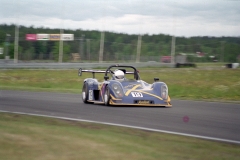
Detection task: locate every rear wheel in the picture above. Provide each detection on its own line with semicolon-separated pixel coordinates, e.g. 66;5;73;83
104;86;111;106
82;83;89;103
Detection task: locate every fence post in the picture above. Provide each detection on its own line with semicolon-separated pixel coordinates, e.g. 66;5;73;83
171;36;176;63
14;25;19;63
99;31;104;63
87;39;90;61
136;35;142;63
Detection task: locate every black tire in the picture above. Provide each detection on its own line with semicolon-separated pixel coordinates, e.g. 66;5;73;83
82;82;89;103
104;86;111;106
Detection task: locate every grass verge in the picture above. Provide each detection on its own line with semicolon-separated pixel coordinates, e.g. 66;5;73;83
0;68;239;101
1;112;240;160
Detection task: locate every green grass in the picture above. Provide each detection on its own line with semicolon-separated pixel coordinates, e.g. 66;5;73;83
0;68;240;101
1;113;240;160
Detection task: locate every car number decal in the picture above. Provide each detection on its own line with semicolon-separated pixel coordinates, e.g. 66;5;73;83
131;92;143;97
89;90;93;100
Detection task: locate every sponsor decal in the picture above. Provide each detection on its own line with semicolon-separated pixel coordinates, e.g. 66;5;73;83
26;34;37;41
61;34;74;41
89;90;93;100
50;34;60;41
131;92;143;97
26;34;74;41
124;84;136;89
137;100;150;104
37;34;49;40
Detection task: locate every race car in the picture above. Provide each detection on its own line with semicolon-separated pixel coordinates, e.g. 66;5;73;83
78;65;172;107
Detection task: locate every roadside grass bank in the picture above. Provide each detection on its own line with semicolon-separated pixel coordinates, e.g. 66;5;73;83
1;112;240;160
0;68;239;102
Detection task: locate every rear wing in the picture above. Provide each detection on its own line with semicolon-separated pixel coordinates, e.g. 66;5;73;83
78;68;135;79
78;68;106;78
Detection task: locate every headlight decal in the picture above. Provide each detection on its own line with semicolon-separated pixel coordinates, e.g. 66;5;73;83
161;85;168;99
111;83;124;98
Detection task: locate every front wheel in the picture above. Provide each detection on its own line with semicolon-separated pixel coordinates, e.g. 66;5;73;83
82;83;89;103
104;86;111;106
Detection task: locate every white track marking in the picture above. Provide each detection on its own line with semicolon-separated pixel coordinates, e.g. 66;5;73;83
0;110;239;145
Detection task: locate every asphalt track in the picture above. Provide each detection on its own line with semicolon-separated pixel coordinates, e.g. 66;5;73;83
0;90;240;144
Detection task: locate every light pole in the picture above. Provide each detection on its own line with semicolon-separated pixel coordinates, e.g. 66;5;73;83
5;34;11;62
171;36;176;63
14;24;19;63
79;34;85;61
99;31;104;63
87;39;90;61
59;0;64;63
136;34;142;63
59;28;64;63
221;41;225;62
81;34;85;60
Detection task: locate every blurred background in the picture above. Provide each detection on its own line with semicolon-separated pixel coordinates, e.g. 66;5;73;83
0;0;239;64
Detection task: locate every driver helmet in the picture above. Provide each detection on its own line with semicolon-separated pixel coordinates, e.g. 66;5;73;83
114;70;124;80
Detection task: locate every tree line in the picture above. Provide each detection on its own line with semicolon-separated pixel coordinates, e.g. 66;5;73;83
0;24;239;62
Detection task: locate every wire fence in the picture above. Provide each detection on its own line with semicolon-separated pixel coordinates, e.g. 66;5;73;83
2;35;238;63
15;38;168;63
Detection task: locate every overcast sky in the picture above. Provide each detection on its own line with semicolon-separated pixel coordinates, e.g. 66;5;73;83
0;0;240;37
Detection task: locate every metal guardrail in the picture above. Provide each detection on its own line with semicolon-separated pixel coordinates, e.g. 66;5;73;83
0;60;174;69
